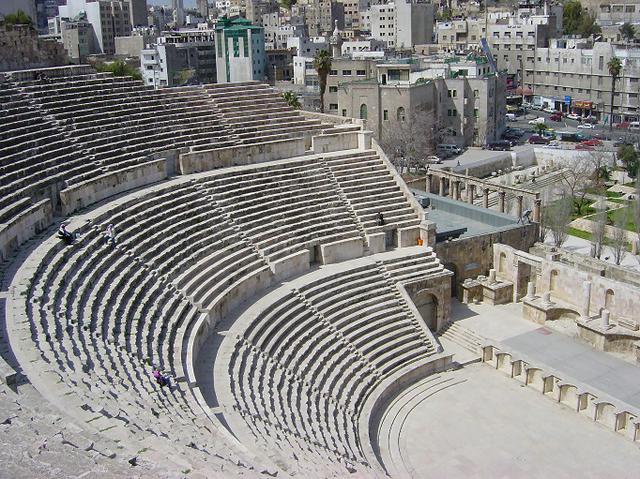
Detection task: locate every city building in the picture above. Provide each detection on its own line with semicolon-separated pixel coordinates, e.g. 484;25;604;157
293;0;344;37
173;0;185;26
58;0;132;55
59;17;97;62
266;49;294;83
115;27;157;57
128;0;148;27
215;16;266;82
370;0;435;49
141;28;216;87
528;39;640;123
197;0;209;18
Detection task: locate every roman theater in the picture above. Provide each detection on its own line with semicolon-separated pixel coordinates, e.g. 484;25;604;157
1;66;639;478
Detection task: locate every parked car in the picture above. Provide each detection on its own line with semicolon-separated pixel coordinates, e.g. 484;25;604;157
528;117;545;125
575;143;594;150
614;122;630;129
577;123;594;129
486;140;512;151
566;113;580;120
522;102;533;109
543;107;556;114
592;133;609;141
581;139;602;147
425;155;442;164
614;137;632;147
544;140;560;148
583;116;598;124
549;113;563;122
528;135;551;145
506;113;517;122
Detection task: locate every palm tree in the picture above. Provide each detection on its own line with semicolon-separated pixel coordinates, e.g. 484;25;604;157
608;56;622;131
282;91;301;109
313;50;332;113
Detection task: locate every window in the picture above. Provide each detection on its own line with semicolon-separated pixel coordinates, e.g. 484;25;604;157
329;86;338;93
342;70;352;75
356;69;366;76
474;108;478;118
359;103;368;120
383;109;388;120
342;109;347;116
447;89;457;98
329;69;338;75
599;56;604;69
329;103;338;110
447;109;457;117
397;107;405;121
473;89;479;97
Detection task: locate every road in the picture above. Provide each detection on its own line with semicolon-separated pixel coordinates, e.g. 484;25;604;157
509;108;639;144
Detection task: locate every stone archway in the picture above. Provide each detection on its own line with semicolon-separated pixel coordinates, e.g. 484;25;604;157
412;290;440;332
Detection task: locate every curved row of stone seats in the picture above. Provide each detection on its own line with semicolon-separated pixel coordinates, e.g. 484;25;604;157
379;249;443;283
197;158;363;262
228;259;438;473
21;212;257;474
203;83;331;144
324;151;421;234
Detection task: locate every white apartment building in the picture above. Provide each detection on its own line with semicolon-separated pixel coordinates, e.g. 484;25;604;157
215;17;266;83
59;0;132;54
369;0;434;49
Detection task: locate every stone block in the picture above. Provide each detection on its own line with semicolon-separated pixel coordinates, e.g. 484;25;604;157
480;280;513;305
320;237;364;264
269;249;310;281
397;226;420;248
367;232;386;254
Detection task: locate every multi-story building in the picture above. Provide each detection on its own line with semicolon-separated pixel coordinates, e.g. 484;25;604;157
527;39;640;123
141;28;216;87
369;0;434;49
329;56;504;146
197;0;209;18
336;0;367;30
246;0;279;24
215;16;266;82
173;0;185;26
59;0;132;55
436;5;562;82
59;18;96;62
128;0;148;27
293;0;344;37
266;49;294;83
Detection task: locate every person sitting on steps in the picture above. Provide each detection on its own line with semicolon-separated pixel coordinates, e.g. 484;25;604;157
58;222;75;245
376;212;385;227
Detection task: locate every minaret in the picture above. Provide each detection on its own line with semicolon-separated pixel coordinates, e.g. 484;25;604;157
329;19;343;57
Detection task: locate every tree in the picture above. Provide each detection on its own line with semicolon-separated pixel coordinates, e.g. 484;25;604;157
381;109;437;173
279;0;296;9
557;156;597;216
282;91;301;109
608;57;623;131
563;1;600;37
609;208;630;265
545;193;573;248
2;10;34;28
534;123;548;136
620;22;636;42
619;144;639;178
94;60;142;81
313;50;331;114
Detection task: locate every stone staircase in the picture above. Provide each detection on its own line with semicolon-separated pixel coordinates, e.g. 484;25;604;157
437;321;485;355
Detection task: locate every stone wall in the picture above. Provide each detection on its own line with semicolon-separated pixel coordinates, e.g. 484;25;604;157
435;224;538;296
179;138;306;174
0;24;68;72
495;243;639;323
529;243;640;288
60;159;168;215
0;199;53;262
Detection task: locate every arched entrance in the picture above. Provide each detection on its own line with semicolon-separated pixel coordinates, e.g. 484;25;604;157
413;290;439;331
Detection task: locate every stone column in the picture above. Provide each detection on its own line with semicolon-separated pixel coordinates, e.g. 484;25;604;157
632;238;639;256
601;309;610;329
525;281;535;300
483;188;490;209
451;180;458;200
439;176;445;196
455;181;462;201
533;198;542;223
498;191;506;213
426;174;433;194
488;268;497;284
542;291;552;306
516;195;524;219
580;281;591;320
467;183;475;204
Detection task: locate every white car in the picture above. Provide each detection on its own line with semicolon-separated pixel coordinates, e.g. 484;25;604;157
544;140;560;148
567;113;580;120
522;102;533;109
577;123;594;129
543;107;556;114
425;155;442;164
528;117;545;125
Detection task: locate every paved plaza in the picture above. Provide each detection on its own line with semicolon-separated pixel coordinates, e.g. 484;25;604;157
397;364;640;479
449;300;640;409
